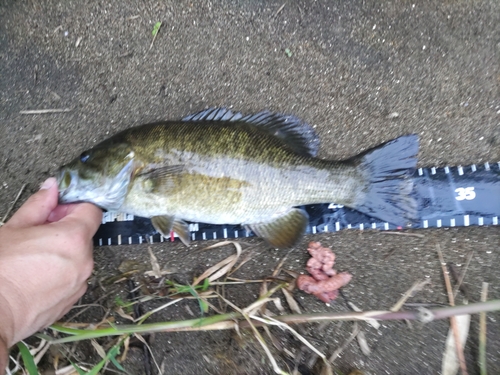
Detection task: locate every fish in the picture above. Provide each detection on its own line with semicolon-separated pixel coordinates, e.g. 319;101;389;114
57;108;419;248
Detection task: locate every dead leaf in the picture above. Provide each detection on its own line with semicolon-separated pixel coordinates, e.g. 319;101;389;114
91;339;106;359
442;314;471;375
148;247;162;279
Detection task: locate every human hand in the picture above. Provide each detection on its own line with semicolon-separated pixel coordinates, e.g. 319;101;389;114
0;178;102;352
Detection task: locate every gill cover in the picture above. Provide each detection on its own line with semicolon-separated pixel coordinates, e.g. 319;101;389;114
58;156;135;211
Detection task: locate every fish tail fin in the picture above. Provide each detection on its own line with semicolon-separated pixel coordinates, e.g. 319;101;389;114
352;134;419;226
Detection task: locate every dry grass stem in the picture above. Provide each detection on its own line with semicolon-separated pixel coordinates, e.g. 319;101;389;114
134;333;162;374
328;322;361;363
437;244;469;375
192;241;242;286
218;293;288;374
136;299;182;323
33;340;50;365
55;364;84;374
120;336;130;362
19;108;72;114
356;330;371;356
251;315;329;365
380;231;425;238
228;251;256;275
211;279;264;285
274;3;286;17
282;289;301;314
391;279;431;312
1;183;26;225
452;251;474;298
348;302;380;330
479;282;488;375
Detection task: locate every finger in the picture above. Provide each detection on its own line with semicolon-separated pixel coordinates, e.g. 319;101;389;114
7;178;59;228
47;203;80;223
57;202;103;238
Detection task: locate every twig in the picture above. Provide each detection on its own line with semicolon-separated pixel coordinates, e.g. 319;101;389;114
452;251;474;298
437;244;468;375
19;109;72;114
479;282;488;375
1;184;26;225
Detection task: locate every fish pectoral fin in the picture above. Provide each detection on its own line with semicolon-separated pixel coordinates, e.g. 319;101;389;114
139;164;185;180
139;165;185;192
151;215;191;246
248;208;309;249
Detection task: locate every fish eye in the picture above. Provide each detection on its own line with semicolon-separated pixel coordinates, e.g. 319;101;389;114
80;152;91;163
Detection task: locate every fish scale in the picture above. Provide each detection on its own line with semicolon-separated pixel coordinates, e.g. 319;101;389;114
94;161;500;246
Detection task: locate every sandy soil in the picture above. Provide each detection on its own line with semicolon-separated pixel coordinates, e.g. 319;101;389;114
1;1;499;374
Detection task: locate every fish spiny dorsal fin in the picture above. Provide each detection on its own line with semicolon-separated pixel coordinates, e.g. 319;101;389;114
182;107;320;157
182;107;244;122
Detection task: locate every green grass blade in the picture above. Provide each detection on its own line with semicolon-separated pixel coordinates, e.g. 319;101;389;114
48;312;239;343
110;354;128;373
152;22;162;37
86;342;122;375
17;342;38;375
70;360;87;375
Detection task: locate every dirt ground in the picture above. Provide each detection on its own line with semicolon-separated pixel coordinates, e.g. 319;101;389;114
1;1;499;374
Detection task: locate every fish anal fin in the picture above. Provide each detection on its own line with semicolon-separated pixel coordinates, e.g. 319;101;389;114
248;208;309;249
151;215;191;246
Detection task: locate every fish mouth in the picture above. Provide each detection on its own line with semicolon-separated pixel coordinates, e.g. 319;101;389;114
57;168;78;203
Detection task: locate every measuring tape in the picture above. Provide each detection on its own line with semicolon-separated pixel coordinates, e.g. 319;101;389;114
93;162;500;246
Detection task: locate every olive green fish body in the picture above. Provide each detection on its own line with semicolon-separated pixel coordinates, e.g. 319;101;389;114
111;121;360;224
58;108;419;248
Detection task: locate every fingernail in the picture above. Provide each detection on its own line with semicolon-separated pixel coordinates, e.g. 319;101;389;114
40;177;57;190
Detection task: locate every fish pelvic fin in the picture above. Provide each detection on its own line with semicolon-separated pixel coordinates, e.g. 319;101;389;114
351;134;419;226
183;107;320;157
151;215;190;246
247;208;309;249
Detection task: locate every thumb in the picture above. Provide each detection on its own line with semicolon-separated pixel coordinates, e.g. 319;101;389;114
6;178;59;228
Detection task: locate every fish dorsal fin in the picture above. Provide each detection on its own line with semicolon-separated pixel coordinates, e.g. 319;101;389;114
240;111;320;157
182;107;244;122
182;107;320;157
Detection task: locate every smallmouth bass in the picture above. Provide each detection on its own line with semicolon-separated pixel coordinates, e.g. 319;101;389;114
58;108;419;248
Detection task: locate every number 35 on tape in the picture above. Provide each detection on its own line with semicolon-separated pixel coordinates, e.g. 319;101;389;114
455;187;476;201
